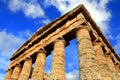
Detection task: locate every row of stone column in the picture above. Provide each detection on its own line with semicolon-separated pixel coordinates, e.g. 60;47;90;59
4;50;46;80
4;38;66;80
5;57;32;80
5;25;120;80
76;26;120;80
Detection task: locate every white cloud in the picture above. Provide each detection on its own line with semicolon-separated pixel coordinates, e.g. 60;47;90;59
0;55;10;70
7;0;51;24
0;30;25;56
41;19;51;25
66;70;79;80
18;30;32;39
44;0;111;34
0;30;26;79
8;0;45;18
0;73;4;80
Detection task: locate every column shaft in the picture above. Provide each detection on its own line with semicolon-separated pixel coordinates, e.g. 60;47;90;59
51;38;66;80
106;54;120;80
11;64;21;80
4;69;13;80
76;27;101;80
31;49;46;80
106;56;116;72
94;41;111;80
18;57;32;80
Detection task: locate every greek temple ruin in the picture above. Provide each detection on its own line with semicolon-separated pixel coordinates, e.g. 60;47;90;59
4;4;120;80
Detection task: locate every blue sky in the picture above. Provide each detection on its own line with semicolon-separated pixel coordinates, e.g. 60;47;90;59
0;0;120;80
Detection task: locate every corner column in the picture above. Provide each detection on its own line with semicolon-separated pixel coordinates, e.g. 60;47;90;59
76;26;101;80
11;64;21;80
31;49;46;80
4;68;13;80
50;38;66;80
93;40;111;80
18;57;32;80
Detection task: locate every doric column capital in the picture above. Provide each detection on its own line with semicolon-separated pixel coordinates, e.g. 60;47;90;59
93;39;104;47
113;60;119;65
6;68;13;72
14;63;21;68
24;57;32;62
36;48;47;54
114;63;119;66
53;37;66;45
75;24;92;34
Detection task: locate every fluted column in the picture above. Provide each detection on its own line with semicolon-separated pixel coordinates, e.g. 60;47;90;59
50;38;66;80
11;64;21;80
31;49;46;80
4;68;13;80
93;40;111;80
76;26;101;80
18;57;32;80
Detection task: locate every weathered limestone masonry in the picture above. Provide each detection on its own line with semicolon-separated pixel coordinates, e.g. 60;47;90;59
31;49;46;80
4;4;120;80
10;64;21;80
76;26;101;79
50;38;66;80
93;40;111;80
18;57;32;80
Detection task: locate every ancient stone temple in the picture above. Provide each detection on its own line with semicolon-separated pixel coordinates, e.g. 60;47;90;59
4;4;120;80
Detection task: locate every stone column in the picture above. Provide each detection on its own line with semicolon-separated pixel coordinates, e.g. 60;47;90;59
50;38;66;80
76;26;101;80
93;40;111;80
105;53;120;80
11;64;21;80
105;54;116;71
4;68;13;80
31;49;46;80
18;57;32;80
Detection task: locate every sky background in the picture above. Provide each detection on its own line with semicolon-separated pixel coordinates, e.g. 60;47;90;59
0;0;120;80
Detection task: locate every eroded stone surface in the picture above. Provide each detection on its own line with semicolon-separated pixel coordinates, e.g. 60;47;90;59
31;49;46;80
76;27;102;80
93;41;111;79
11;64;21;80
18;58;32;80
50;38;66;80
